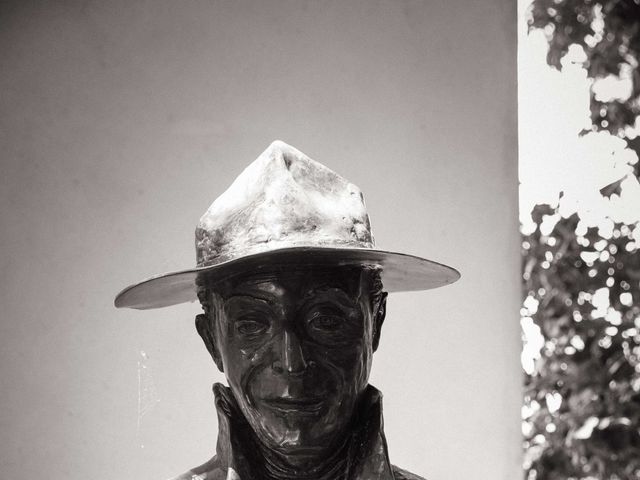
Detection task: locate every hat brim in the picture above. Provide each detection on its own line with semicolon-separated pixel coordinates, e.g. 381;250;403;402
114;246;460;310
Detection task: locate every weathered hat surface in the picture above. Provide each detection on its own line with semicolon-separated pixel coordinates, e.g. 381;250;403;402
115;140;459;309
195;140;373;266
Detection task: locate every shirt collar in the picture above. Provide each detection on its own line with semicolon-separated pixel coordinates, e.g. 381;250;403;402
212;383;395;480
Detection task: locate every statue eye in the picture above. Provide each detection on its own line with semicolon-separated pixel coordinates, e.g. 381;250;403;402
235;319;268;336
309;314;343;331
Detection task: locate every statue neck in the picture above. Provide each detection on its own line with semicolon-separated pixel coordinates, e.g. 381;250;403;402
251;432;350;480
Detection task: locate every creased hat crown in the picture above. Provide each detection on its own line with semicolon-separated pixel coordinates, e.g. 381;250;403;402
195;140;374;267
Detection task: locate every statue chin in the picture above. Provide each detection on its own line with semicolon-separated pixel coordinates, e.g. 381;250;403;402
244;404;348;459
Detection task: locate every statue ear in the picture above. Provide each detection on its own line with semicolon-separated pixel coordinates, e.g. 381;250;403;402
196;313;224;372
372;292;387;352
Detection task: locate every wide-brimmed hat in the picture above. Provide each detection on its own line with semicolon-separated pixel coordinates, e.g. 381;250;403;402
115;141;460;309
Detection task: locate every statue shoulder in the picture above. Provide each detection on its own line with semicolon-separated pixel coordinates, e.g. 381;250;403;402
392;464;427;480
166;456;225;480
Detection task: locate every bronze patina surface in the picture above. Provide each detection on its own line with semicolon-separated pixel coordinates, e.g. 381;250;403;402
176;265;424;480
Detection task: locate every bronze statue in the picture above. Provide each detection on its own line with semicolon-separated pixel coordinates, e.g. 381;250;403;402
115;141;460;480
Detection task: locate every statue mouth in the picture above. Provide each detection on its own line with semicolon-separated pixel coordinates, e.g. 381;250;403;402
261;397;325;416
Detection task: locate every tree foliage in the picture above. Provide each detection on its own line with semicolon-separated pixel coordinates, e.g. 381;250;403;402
529;0;640;179
522;208;640;479
524;1;640;478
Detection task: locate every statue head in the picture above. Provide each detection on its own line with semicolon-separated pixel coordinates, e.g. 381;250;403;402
113;139;460;469
195;264;387;458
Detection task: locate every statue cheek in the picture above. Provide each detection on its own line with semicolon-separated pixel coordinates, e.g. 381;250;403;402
224;330;273;369
240;343;268;364
237;343;274;398
353;343;373;389
331;341;367;368
326;342;370;389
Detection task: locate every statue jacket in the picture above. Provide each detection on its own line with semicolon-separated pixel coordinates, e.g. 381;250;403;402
169;384;425;480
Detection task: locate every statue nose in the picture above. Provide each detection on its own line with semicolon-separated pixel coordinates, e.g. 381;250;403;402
274;330;307;376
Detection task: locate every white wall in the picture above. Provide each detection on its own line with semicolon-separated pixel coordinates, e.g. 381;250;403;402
0;1;520;479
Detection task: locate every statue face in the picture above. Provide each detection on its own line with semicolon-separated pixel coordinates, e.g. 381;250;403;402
203;267;384;458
